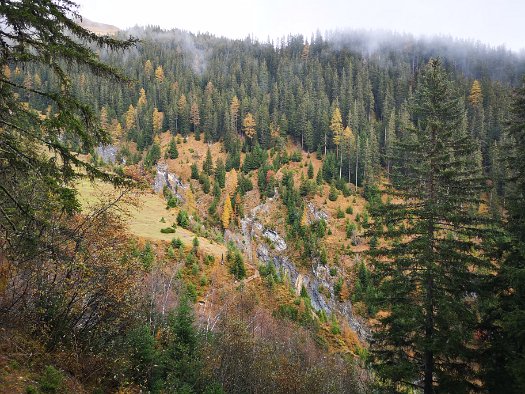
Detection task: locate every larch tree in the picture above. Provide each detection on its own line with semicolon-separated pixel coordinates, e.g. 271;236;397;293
300;205;308;227
110;118;123;141
242;112;257;142
125;104;136;131
369;59;494;393
152;107;164;134
222;195;233;229
190;101;200;136
154;65;165;83
144;59;153;78
330;106;344;158
137;87;148;108
469;79;483;106
100;106;109;131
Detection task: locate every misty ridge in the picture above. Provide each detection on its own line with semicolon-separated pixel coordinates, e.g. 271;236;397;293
100;24;525;84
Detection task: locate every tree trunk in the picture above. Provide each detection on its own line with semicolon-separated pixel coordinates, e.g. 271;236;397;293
355;148;359;192
424;275;434;394
339;149;343;179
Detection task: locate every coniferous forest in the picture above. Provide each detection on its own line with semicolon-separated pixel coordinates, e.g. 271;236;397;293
1;1;525;393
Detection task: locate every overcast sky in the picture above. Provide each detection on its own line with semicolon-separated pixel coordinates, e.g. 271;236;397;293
75;0;525;52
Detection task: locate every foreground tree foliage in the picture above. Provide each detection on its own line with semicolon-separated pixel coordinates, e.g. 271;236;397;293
0;0;137;330
481;77;525;393
369;59;496;393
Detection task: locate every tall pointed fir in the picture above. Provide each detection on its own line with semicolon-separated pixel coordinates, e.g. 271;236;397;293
368;59;494;393
481;76;525;393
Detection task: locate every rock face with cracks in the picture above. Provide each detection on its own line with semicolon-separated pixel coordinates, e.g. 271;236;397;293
237;200;370;341
153;163;186;202
96;145;118;164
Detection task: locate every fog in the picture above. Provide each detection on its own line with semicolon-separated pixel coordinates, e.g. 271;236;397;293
75;0;524;53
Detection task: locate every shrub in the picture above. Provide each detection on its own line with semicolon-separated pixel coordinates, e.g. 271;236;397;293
177;209;190;228
334;277;343;298
186;282;197;301
199;173;211;194
336;207;345;218
290;151;302;162
346;205;353;215
160;227;176;234
237;173;253;196
330;315;341;335
275;304;299;321
307;161;314;179
166;195;179;209
190;163;199;179
192;262;200;275
39;366;64;394
370;235;378;249
346;222;356;239
171;237;183;249
328;183;338;201
204;254;215;265
227;244;246;280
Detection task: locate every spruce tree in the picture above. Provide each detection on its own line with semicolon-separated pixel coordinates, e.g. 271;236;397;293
369;59;493;393
166;137;179;159
203;146;213;175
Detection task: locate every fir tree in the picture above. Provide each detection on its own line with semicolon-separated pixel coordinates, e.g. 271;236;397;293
166;137;179;159
369;59;493;393
215;158;226;189
481;76;525;393
203;147;213;175
307;161;314;179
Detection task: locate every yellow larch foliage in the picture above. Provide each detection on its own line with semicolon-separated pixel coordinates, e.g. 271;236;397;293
144;59;153;77
242;112;256;140
339;280;350;301
469;80;483;106
100;106;109;131
301;43;310;62
205;81;214;96
33;73;42;88
154;65;165;83
300;205;308;227
234;193;241;215
190;102;200;128
177;94;187;113
2;64;11;79
125;104;136;131
185;187;196;214
23;74;33;90
222;195;233;229
152;107;164;133
111;119;123;140
330;107;343;155
137;88;147;108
